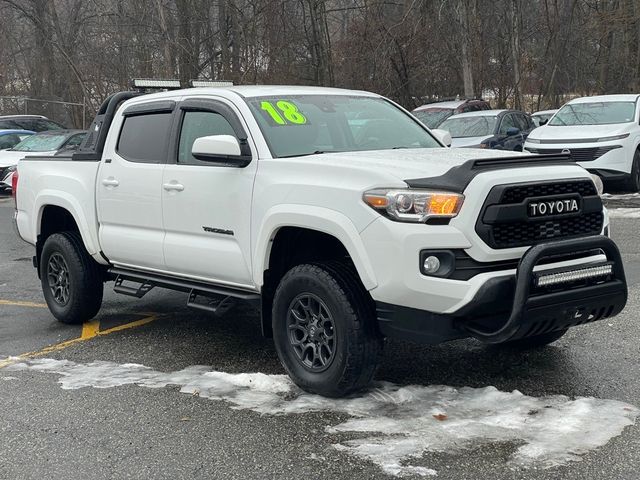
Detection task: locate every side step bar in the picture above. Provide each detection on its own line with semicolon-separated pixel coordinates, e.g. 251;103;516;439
109;267;260;313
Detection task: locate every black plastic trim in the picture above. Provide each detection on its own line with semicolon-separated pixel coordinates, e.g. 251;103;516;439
122;100;176;117
404;154;573;193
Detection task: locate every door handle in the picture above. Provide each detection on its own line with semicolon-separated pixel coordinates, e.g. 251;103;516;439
163;182;185;192
101;178;119;187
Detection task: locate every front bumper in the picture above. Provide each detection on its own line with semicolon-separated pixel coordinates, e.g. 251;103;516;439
377;236;627;344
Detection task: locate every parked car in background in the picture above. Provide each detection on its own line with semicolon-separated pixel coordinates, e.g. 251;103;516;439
531;109;558;127
0;130;86;192
524;94;640;192
439;109;535;150
0;115;65;132
412;98;491;128
0;129;35;150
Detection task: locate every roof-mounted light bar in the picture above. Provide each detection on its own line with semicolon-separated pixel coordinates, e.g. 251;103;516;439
189;80;234;87
131;79;181;90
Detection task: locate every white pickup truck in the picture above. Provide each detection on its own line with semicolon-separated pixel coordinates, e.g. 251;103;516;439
13;86;628;397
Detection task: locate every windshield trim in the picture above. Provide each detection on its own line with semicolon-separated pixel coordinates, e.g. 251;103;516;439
244;94;443;158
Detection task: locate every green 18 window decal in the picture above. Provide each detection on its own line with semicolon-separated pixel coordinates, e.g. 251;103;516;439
260;101;307;125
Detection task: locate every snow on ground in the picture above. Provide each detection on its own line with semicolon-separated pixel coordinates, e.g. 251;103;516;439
8;359;638;477
607;208;640;218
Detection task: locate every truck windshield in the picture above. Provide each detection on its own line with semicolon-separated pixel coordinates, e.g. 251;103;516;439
549;102;636;126
246;95;441;158
11;134;68;152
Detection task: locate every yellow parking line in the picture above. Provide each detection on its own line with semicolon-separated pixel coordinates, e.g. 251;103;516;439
81;320;100;339
0;313;158;369
0;300;47;308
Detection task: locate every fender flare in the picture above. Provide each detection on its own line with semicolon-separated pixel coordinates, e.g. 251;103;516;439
253;204;378;290
34;191;101;260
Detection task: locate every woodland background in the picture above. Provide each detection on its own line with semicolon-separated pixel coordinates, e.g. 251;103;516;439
0;0;638;126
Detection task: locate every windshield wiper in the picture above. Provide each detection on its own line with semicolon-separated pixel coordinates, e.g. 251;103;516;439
279;150;342;158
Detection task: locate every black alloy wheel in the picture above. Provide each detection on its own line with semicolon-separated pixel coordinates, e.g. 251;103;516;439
287;293;336;372
47;253;70;305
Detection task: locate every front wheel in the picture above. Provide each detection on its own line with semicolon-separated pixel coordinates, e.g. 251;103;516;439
40;232;104;324
624;150;640;192
272;262;383;397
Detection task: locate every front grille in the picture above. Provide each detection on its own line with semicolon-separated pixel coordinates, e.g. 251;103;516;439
525;145;621;162
476;179;604;249
500;180;596;203
491;212;604;247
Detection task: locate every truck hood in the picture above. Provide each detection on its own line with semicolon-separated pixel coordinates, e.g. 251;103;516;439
527;123;632;142
0;150;56;167
450;136;492;148
290;147;529;182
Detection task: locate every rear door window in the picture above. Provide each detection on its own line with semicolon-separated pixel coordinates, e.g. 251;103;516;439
117;113;173;163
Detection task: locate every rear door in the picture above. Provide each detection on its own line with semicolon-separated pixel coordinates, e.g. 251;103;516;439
97;100;176;270
161;97;257;288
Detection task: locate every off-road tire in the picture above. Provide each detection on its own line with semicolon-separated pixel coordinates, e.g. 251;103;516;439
272;262;383;397
40;231;104;324
497;328;567;349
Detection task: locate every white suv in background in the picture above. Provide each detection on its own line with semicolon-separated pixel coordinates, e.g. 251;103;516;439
524;95;640;192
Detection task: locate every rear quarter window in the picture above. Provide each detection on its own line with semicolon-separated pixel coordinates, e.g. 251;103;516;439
117;113;173;163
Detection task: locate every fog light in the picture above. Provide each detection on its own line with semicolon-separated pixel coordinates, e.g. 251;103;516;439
423;256;441;274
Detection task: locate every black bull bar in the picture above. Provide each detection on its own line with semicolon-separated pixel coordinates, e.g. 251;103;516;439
461;235;628;343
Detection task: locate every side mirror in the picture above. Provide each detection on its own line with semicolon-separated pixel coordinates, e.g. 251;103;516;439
539;118;549;126
192;135;251;167
506;127;520;136
431;129;452;147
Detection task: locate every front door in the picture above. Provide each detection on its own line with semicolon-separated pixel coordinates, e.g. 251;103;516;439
97;101;176;270
161;98;257;288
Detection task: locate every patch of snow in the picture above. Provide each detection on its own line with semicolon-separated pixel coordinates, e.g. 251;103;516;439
8;359;638;477
607;208;640;218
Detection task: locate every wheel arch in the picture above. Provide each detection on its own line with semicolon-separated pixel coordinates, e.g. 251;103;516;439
253;205;377;291
34;194;103;267
254;205;378;338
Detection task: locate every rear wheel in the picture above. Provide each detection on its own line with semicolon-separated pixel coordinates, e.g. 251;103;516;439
272;262;383;397
497;329;567;349
624;150;640;192
40;232;104;324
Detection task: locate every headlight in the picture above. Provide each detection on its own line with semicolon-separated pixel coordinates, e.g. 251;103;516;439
5;165;16;173
589;174;604;195
526;138;540;144
363;189;464;222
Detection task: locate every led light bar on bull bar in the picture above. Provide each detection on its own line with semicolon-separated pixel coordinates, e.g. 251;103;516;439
132;79;181;89
536;264;613;287
189;80;234;87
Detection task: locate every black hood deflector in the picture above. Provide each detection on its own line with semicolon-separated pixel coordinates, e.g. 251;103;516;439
404;154;574;193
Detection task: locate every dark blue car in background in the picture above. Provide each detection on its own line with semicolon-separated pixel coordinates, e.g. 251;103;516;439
439;109;535;150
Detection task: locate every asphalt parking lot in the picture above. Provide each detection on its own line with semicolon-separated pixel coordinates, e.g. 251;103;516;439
1;192;639;480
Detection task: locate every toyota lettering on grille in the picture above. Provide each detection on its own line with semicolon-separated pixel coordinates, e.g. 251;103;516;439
528;198;580;217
